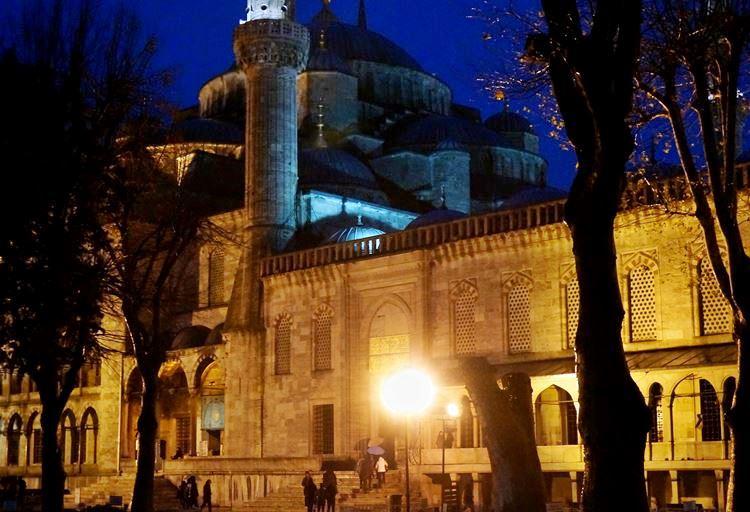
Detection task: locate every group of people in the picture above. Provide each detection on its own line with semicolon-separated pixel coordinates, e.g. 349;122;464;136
177;476;212;511
0;477;26;511
356;455;389;492
302;468;338;512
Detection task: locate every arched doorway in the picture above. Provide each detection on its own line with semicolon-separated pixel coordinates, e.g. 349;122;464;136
158;363;190;459
7;414;23;466
196;359;225;456
671;376;722;445
26;412;42;466
123;368;143;459
535;386;578;446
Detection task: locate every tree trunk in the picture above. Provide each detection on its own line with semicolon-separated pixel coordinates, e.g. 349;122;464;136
131;366;159;512
40;402;66;512
727;279;750;512
568;168;651;512
459;358;545;512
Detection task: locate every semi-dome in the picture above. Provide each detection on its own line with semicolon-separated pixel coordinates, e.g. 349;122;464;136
485;109;535;135
171;325;211;350
386;114;508;151
171;118;243;144
307;5;423;72
326;217;385;244
406;208;467;229
300;148;380;190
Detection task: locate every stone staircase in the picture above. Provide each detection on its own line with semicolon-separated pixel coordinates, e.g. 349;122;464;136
237;471;361;512
64;473;180;510
338;470;425;512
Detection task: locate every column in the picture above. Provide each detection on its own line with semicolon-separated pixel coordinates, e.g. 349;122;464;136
570;471;579;504
715;470;726;512
670;470;680;505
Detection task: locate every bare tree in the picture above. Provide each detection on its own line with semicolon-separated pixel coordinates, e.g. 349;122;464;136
637;1;750;509
475;1;651;510
0;1;161;509
458;359;546;512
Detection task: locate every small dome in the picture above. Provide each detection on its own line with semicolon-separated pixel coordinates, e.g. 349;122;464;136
205;323;225;346
501;185;568;209
171;118;243;144
327;217;385;244
406;208;467;229
485;110;535;135
386;115;508;151
171;325;211;350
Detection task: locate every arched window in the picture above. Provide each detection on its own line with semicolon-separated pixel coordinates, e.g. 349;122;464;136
27;412;42;465
459;396;475;448
698;258;732;335
699;380;721;441
274;314;292;375
208;248;226;306
535;386;578;446
722;377;736;441
80;408;99;464
61;410;78;464
648;383;664;442
628;265;657;341
507;284;532;353
565;278;580;348
10;372;23;394
452;282;478;356
7;414;22;466
313;306;333;371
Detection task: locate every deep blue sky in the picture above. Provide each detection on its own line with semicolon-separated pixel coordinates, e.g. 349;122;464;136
3;0;577;188
125;0;577;189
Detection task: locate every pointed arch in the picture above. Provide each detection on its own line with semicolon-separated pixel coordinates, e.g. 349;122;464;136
207;246;226;306
7;413;23;466
26;411;42;465
451;280;478;356
535;386;578;446
61;409;78;465
621;251;659;342
80;407;99;464
503;272;533;354
274;312;293;375
697;256;732;335
312;304;334;371
722;377;737;441
365;295;412;374
560;263;579;349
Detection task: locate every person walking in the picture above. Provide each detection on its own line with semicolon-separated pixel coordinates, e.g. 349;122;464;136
178;477;188;509
200;479;212;512
315;483;326;512
322;469;337;512
188;476;200;509
375;456;388;487
302;471;317;512
356;457;370;492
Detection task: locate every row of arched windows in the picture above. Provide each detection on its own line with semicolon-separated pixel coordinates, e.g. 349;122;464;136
0;364;101;397
2;407;98;467
647;377;735;444
565;257;732;347
274;306;334;375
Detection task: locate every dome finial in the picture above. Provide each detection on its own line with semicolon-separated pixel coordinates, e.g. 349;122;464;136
439;185;447;209
319;29;326;50
358;0;368;29
356;215;363;226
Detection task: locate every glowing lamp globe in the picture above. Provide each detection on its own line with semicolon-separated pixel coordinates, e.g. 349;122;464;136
446;402;460;418
380;368;436;416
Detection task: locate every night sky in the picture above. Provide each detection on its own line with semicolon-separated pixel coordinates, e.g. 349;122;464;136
3;0;578;189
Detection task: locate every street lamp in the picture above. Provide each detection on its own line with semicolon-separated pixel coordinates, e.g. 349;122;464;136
381;368;435;512
441;403;460;512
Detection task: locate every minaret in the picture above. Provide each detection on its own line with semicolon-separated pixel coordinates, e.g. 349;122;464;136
358;0;368;29
224;0;309;458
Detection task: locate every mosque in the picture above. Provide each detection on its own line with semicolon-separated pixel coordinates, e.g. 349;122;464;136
0;0;746;510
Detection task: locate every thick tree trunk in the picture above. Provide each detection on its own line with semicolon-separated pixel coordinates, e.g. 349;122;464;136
40;403;66;512
727;281;750;512
568;167;651;512
459;358;545;512
131;367;159;512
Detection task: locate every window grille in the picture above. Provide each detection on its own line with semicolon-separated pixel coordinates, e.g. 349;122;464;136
176;416;191;455
649;384;664;442
454;290;477;356
628;266;657;341
566;279;580;347
507;285;531;353
312;404;334;454
208;249;226;306
459;400;475;448
699;379;722;441
32;429;42;464
7;419;21;466
699;258;732;335
274;315;292;375
564;401;578;445
313;308;333;371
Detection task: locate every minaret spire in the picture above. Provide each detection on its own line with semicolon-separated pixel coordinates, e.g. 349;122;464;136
358;0;367;29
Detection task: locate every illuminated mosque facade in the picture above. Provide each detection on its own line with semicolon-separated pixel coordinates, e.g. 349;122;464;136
0;0;746;510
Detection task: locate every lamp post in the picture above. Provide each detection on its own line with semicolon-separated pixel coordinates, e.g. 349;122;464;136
380;368;435;512
441;403;460;512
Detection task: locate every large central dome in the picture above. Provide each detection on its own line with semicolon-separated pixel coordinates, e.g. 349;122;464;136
307;4;423;72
